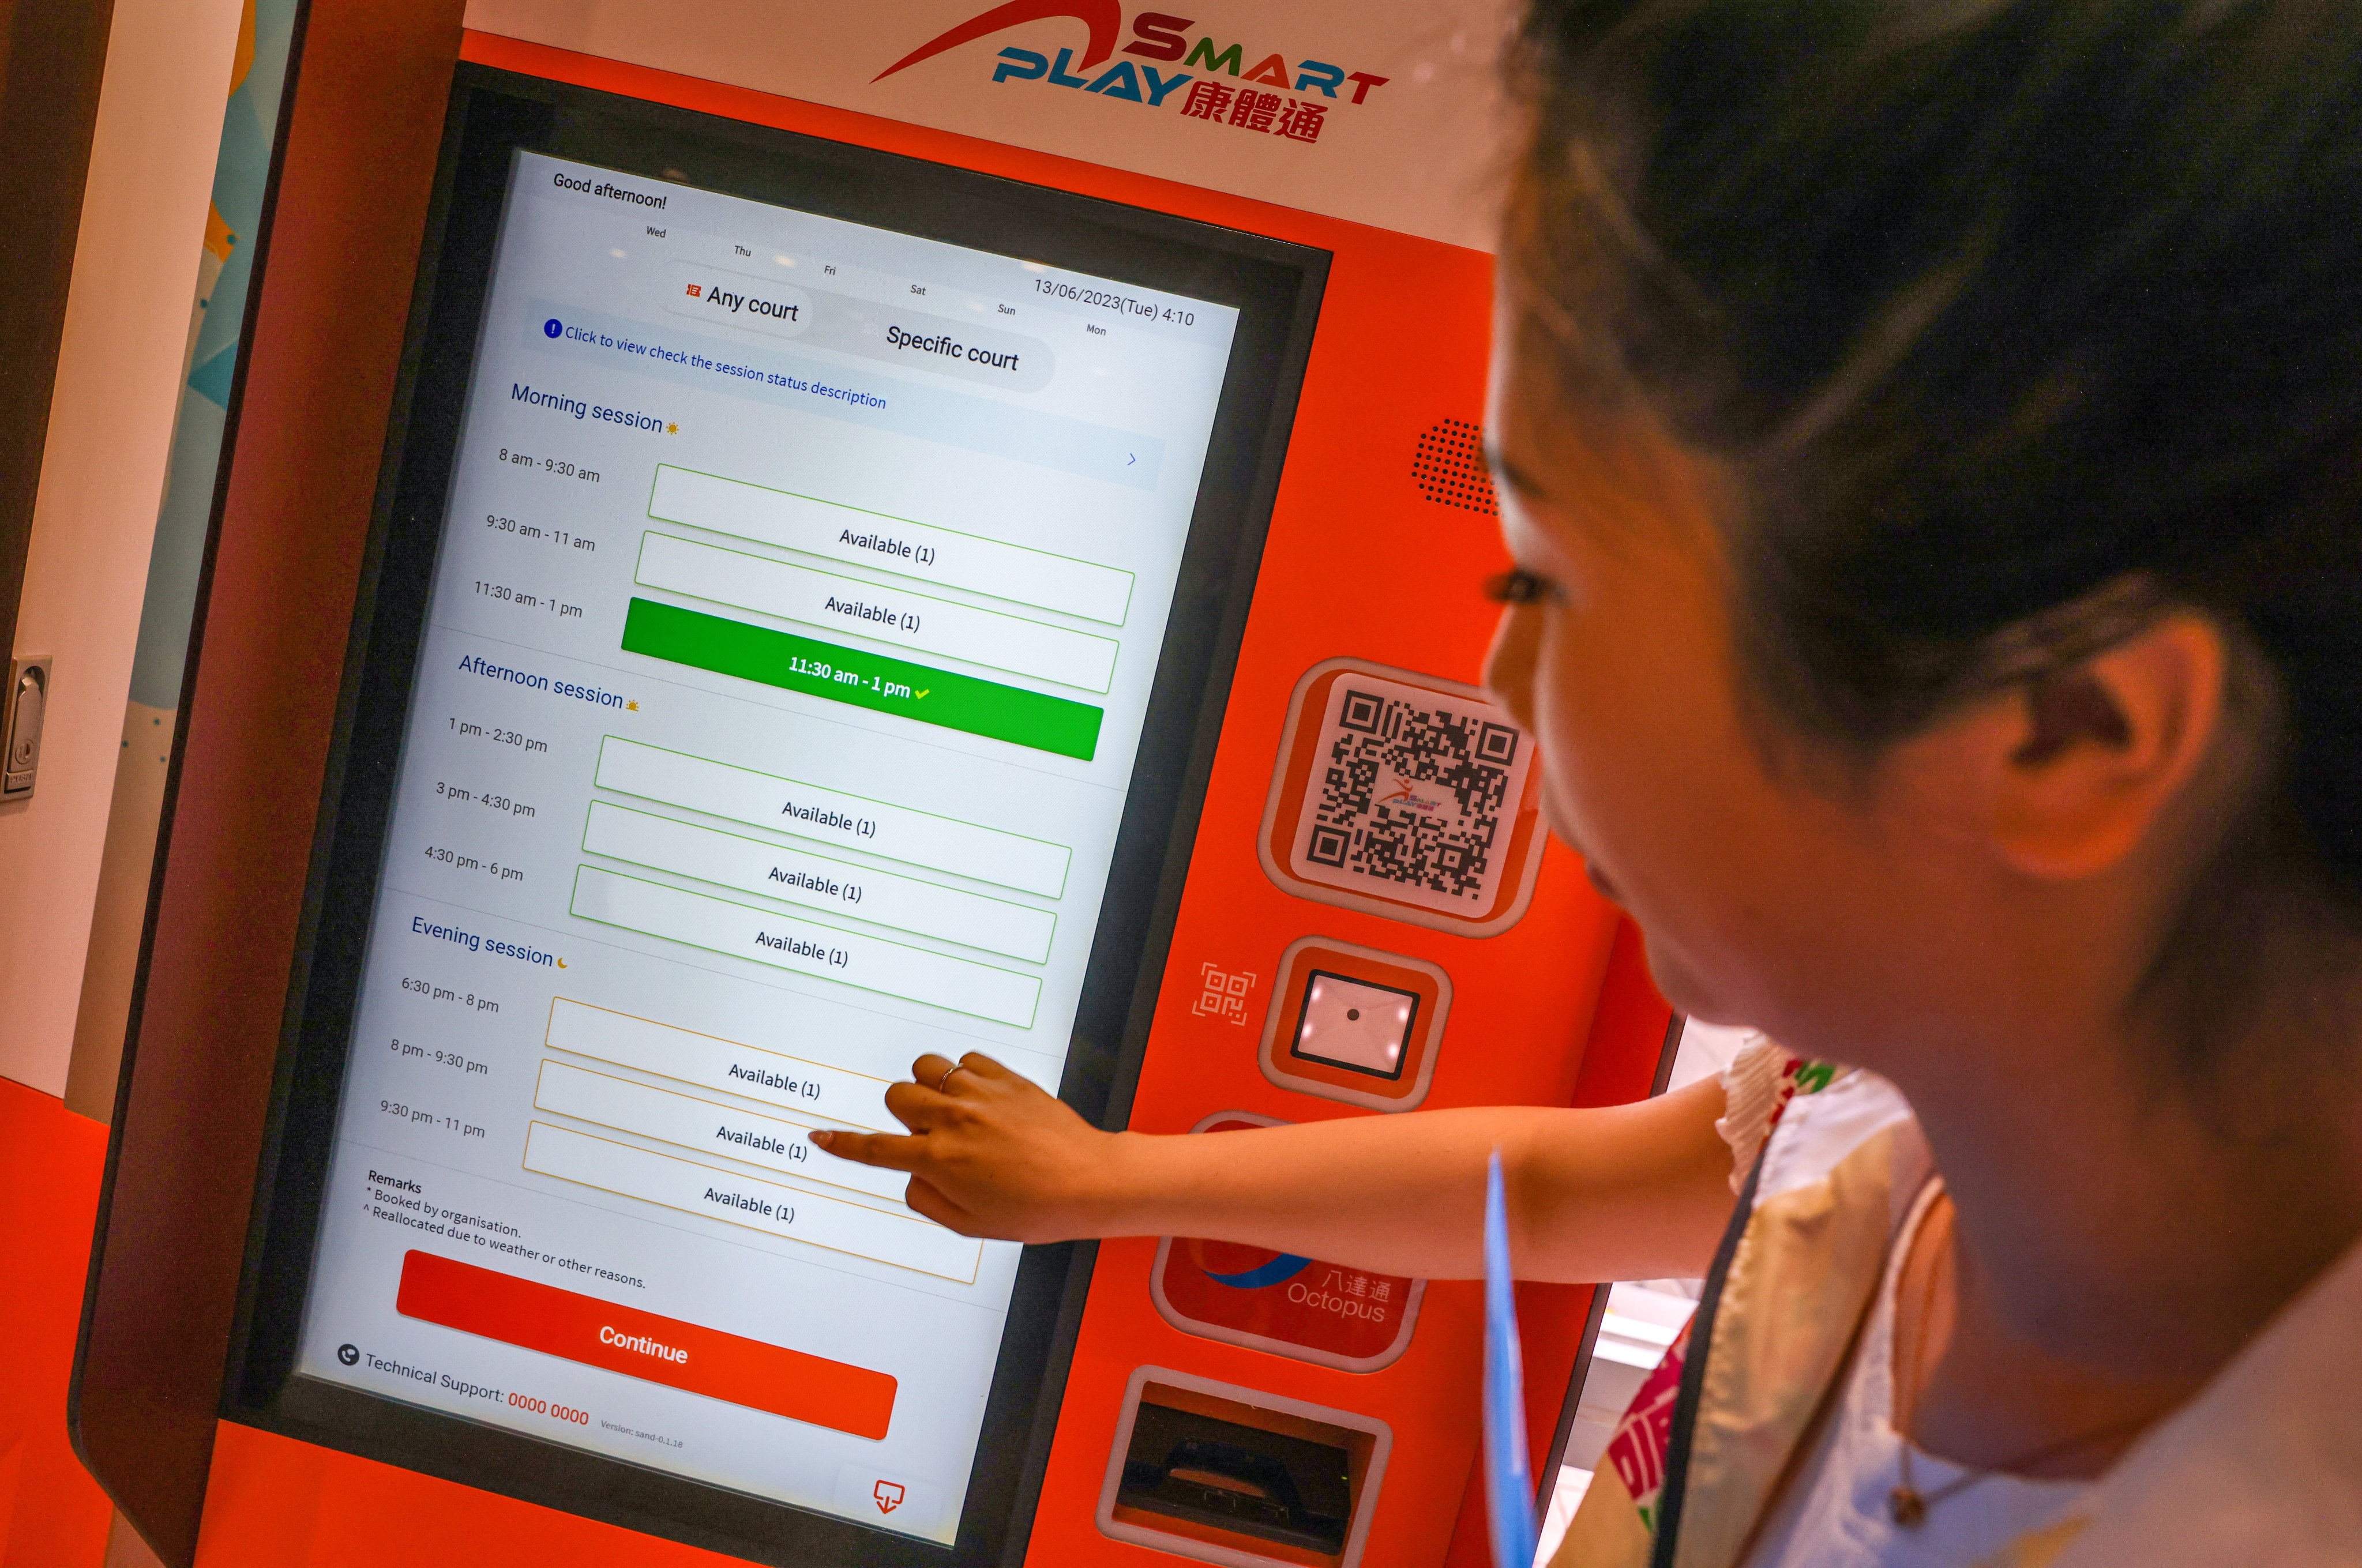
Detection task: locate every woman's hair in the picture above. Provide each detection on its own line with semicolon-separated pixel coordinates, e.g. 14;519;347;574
1512;0;2362;1081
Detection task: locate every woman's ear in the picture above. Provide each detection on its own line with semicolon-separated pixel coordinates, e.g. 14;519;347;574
1977;615;2228;881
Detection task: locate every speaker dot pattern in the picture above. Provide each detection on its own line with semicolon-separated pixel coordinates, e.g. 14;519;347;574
1411;418;1497;514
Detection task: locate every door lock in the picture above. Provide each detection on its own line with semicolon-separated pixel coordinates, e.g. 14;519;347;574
3;655;51;798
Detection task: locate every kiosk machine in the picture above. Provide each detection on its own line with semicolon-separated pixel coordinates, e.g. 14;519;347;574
75;5;1677;1566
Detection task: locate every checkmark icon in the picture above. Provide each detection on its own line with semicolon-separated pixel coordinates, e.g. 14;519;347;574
914;689;929;698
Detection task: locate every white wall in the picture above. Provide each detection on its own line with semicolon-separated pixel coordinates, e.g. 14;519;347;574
0;0;248;1097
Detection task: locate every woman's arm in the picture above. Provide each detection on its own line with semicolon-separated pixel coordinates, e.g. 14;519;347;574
813;1052;1736;1282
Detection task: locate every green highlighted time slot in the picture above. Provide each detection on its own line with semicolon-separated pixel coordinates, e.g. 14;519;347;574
621;597;1104;761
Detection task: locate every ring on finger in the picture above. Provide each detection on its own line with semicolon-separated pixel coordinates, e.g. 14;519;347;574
936;1062;965;1095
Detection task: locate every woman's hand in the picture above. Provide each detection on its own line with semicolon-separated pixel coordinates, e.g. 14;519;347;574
816;1053;1733;1281
812;1052;1127;1242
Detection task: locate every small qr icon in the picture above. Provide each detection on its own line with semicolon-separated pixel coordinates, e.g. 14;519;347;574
1288;672;1536;918
1192;962;1256;1026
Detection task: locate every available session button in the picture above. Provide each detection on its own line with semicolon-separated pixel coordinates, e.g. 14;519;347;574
524;1121;983;1282
545;997;896;1131
581;800;1054;963
637;531;1118;692
649;464;1133;624
594;735;1071;897
532;1059;907;1203
393;1248;897;1438
570;866;1042;1027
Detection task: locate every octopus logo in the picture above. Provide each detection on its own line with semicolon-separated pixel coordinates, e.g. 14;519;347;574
1201;1249;1312;1289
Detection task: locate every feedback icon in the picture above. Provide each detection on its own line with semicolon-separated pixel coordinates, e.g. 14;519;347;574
543;318;562;338
872;1480;905;1514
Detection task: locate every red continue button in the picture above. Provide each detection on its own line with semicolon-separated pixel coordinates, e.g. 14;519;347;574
395;1250;895;1439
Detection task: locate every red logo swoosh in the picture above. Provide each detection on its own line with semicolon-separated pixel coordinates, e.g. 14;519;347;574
874;0;1121;82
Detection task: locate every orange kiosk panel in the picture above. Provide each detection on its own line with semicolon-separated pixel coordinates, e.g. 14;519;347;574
73;7;1673;1566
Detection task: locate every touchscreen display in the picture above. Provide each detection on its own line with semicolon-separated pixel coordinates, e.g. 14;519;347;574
292;149;1242;1543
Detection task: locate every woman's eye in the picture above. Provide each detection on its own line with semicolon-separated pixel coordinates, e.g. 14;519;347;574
1482;567;1553;605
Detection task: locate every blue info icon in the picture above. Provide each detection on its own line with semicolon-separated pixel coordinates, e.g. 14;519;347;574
543;318;562;338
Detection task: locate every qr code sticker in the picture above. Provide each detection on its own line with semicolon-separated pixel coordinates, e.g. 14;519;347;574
1290;674;1534;916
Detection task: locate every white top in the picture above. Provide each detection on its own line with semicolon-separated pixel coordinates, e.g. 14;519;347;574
2044;1220;2362;1568
1743;1180;2089;1568
1681;1038;2362;1566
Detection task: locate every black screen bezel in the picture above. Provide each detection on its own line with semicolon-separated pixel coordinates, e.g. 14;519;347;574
218;64;1325;1568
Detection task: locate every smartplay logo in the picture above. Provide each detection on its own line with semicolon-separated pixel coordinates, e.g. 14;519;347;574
876;2;1389;147
1378;777;1447;817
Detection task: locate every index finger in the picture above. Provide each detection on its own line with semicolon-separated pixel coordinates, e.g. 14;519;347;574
810;1126;927;1172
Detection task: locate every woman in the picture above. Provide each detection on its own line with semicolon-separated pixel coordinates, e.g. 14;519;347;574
815;2;2362;1561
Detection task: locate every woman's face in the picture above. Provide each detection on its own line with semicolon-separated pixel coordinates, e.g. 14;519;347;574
1480;311;1993;1058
